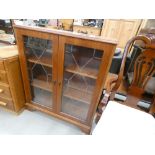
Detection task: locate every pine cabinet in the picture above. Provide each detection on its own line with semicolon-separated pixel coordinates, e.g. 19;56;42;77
14;25;117;134
101;19;142;49
0;46;25;113
101;19;121;40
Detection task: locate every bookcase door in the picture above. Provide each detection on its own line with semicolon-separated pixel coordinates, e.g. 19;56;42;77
15;30;58;111
58;36;108;123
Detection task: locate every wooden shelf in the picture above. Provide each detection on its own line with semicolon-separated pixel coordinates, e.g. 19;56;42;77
32;87;53;109
27;53;52;68
63;73;95;104
26;45;52;53
31;78;93;105
62;97;89;121
63;86;92;104
31;78;53;92
63;77;94;104
65;65;98;79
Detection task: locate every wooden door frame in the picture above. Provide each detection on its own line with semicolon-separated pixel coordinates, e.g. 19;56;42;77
57;35;116;125
14;27;58;112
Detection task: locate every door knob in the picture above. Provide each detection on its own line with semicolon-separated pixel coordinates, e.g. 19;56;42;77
0;89;4;93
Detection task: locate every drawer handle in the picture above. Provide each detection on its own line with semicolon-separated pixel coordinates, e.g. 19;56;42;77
0;89;4;93
0;101;7;106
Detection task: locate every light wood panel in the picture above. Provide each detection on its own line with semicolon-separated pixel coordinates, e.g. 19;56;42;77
0;83;12;99
101;19;142;49
0;46;25;113
4;56;25;112
0;70;8;84
0;45;18;58
0;60;5;70
101;19;121;40
118;20;141;48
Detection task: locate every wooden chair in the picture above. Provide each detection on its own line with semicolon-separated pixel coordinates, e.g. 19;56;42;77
95;34;155;123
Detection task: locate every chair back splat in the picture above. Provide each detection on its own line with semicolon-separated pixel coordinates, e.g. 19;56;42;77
95;34;155;123
110;35;155;109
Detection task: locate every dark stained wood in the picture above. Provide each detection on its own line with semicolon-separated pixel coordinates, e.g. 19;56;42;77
149;95;155;114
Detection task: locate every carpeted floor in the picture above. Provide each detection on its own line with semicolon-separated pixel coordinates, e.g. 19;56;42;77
0;108;87;135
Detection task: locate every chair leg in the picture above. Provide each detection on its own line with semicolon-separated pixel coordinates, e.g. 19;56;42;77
95;102;107;124
149;101;155;115
95;112;101;124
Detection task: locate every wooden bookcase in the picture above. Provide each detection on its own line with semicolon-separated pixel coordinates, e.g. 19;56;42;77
14;25;117;134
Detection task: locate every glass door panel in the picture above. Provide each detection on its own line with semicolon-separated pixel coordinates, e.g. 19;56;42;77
61;44;103;121
23;36;53;109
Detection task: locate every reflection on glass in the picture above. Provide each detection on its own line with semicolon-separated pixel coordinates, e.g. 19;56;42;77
61;44;103;121
24;36;53;108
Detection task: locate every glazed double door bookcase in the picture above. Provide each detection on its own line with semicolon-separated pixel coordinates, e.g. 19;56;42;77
14;25;117;133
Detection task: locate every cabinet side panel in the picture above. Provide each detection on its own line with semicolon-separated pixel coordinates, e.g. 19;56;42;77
4;56;25;112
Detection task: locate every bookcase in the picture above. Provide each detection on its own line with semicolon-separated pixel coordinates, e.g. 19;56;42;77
14;25;117;133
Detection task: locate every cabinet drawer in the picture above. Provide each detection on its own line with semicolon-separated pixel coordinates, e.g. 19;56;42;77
0;70;8;84
0;96;14;110
0;83;12;99
0;60;5;70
